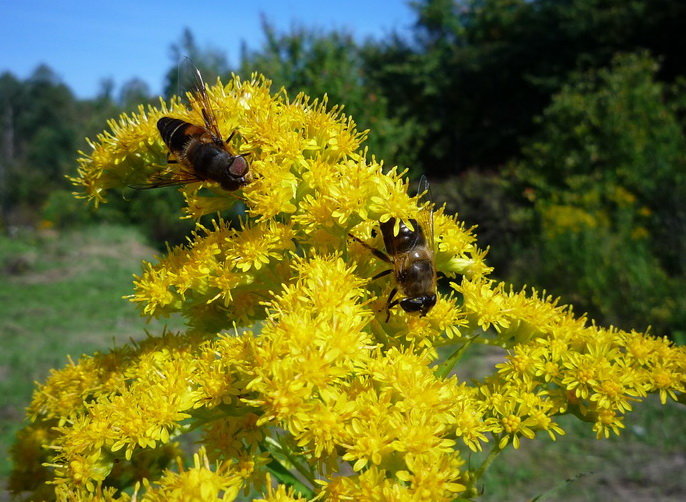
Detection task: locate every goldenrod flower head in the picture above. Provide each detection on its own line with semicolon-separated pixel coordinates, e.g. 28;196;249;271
139;447;244;501
11;73;685;501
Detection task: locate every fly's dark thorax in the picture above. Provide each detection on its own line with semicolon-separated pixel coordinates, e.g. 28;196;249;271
185;141;227;179
185;141;250;191
381;218;436;297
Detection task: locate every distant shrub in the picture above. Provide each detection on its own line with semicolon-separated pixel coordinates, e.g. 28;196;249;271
429;171;529;278
41;187;199;248
41;189;101;228
509;52;686;335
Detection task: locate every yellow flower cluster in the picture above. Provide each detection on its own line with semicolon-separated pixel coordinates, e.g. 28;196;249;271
11;74;685;501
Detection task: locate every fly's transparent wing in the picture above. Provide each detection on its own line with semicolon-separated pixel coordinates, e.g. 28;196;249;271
416;174;435;255
181;57;223;144
129;169;203;190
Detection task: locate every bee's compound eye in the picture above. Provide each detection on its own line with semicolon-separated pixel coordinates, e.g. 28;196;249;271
422;295;437;315
399;297;424;313
228;155;249;177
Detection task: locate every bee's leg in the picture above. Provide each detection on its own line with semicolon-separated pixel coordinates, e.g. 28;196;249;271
166;153;178;164
348;233;392;264
371;269;392;281
225;131;236;144
385;288;399;322
201;108;212;127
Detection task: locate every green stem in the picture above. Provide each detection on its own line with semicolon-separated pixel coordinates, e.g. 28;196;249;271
460;435;502;502
435;334;478;379
266;457;315;498
475;437;504;480
281;441;317;487
265;436;317;491
370;318;391;347
181;404;260;435
461;437;505;499
180;409;227;435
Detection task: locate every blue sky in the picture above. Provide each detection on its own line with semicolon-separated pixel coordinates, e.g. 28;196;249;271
1;1;415;99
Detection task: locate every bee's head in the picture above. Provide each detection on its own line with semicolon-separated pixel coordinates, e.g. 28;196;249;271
217;154;250;191
399;294;437;317
227;155;249;178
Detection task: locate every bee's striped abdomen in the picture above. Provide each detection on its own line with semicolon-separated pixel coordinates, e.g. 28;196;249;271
157;117;193;152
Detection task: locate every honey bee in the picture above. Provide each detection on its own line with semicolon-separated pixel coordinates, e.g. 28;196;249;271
350;177;437;320
135;63;250;190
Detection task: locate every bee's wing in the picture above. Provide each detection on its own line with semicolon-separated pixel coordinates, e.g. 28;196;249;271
183;57;224;143
392;251;414;278
129;170;203;190
416;175;435;255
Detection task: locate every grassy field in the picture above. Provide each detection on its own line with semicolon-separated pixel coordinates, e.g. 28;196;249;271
0;225;183;484
1;225;684;500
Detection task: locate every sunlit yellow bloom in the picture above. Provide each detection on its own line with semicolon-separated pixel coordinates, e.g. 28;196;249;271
593;408;626;438
140;448;244;501
396;452;466;500
561;353;602;400
455;279;513;333
12;71;686;501
496;345;540;385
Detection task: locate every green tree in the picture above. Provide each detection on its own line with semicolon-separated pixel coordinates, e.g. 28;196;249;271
509;52;686;335
365;0;686;176
118;78;152;110
162;28;230;99
0;72;22;220
0;66;79;223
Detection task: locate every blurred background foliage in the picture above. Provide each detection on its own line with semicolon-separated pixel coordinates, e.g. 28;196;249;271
1;0;685;337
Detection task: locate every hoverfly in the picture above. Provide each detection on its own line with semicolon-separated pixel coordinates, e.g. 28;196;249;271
135;61;250;191
349;177;437;321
